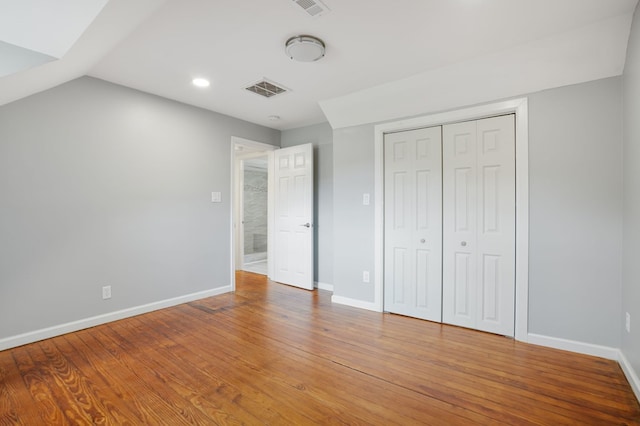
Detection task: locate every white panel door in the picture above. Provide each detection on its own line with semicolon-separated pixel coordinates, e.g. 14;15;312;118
442;115;515;336
273;144;314;290
442;121;477;329
384;127;443;321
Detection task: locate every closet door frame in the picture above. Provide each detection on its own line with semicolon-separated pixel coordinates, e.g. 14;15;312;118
373;98;529;342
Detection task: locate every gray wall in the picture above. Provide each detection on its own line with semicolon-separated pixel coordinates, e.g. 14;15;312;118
0;76;279;339
333;125;376;301
623;3;640;376
332;77;624;347
281;122;333;286
528;78;623;347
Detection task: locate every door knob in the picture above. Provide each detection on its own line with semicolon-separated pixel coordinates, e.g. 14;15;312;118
461;241;467;246
420;239;426;243
301;223;311;228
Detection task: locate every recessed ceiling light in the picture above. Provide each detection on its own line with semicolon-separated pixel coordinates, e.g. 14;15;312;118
192;78;210;88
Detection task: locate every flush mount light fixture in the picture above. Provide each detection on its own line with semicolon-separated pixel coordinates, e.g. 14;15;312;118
285;35;325;62
192;78;210;88
268;115;281;121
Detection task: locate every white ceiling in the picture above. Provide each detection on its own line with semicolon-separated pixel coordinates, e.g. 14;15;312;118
1;0;638;130
0;0;108;77
320;12;635;128
0;0;167;106
0;0;108;58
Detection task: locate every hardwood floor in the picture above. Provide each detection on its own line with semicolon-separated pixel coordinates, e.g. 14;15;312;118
1;272;639;425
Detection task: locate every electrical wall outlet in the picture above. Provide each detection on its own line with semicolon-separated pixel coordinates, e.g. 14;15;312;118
102;285;112;300
626;312;631;333
362;270;370;283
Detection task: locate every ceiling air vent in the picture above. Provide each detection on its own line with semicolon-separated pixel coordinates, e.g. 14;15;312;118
291;0;330;18
245;79;288;98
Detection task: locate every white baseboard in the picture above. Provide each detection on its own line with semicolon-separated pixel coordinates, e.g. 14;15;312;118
0;286;232;352
527;333;620;360
499;333;640;404
619;351;640;403
331;295;381;312
314;281;334;292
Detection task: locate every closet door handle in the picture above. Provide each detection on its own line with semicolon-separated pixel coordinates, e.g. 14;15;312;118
301;223;311;228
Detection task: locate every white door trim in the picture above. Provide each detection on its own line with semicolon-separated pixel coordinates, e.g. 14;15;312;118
373;98;529;342
230;137;276;291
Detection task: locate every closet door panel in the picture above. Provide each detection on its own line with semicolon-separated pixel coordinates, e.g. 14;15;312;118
443;121;477;329
384;127;442;322
476;115;515;335
443;115;515;336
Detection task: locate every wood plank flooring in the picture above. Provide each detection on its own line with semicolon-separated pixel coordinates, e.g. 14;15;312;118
1;271;639;425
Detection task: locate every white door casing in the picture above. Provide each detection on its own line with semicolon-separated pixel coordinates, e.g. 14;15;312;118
273;143;314;290
230;137;276;291
384;127;443;321
442;115;516;336
238;158;246;271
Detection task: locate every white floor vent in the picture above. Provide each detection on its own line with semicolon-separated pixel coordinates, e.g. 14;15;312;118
245;79;288;98
291;0;330;18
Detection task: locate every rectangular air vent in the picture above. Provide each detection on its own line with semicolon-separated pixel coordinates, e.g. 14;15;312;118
291;0;330;18
245;79;288;98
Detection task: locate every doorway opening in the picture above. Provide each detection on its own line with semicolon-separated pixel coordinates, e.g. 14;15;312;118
241;156;268;275
231;137;276;291
230;138;315;292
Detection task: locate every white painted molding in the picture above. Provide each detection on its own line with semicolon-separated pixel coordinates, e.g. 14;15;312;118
315;282;334;292
619;351;640;403
331;295;380;312
513;99;530;343
373;98;529;341
373;124;385;313
0;286;232;352
527;333;619;360
528;334;640;404
231;136;277;152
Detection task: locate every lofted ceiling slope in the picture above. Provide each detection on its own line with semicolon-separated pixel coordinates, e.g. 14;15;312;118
0;0;168;107
1;0;638;130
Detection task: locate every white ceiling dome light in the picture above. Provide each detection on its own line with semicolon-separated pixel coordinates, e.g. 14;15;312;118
285;35;325;62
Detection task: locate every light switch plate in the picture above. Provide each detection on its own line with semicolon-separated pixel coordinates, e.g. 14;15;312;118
363;193;370;206
211;192;221;203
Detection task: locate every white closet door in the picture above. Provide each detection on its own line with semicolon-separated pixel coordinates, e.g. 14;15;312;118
384;127;442;322
442;115;515;336
442;120;478;329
